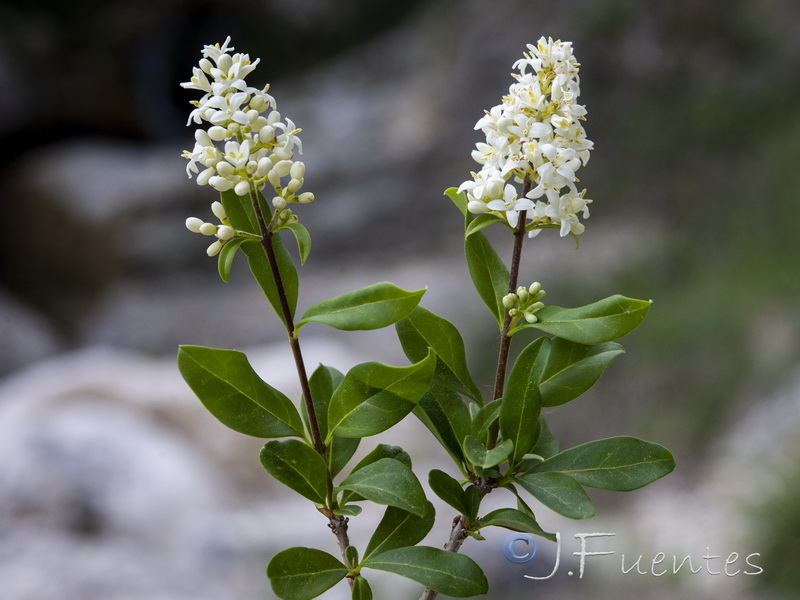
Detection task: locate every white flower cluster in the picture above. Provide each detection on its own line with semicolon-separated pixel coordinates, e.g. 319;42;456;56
458;37;593;237
181;37;313;208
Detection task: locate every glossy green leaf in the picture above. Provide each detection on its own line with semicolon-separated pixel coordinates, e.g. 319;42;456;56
219;190;298;323
267;547;348;600
305;365;358;476
259;439;328;504
413;383;470;466
428;469;471;516
536;337;625;407
333;505;362;517
336;458;427;516
364;501;435;559
444;187;468;217
340;444;413;505
396;306;482;403
352;576;373;600
531;417;560;459
474;508;556;542
468;400;503;443
177;345;304;438
217;236;254;282
515;471;596;519
463;435;513;469
533;436;676;491
327;352;436;439
500;339;544;466
465;213;508;237
464;230;509;327
297;282;425;333
528;295;652;344
363;546;487;597
282;222;311;265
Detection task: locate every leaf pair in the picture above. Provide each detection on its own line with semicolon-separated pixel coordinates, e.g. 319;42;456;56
268;544;487;600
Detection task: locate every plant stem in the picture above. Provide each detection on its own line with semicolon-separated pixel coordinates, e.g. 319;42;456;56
249;188;353;579
486;175;532;446
249;188;325;455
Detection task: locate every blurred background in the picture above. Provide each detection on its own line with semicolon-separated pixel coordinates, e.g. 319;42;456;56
1;0;800;598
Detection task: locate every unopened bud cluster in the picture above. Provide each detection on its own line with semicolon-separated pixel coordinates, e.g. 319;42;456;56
503;282;546;323
459;37;593;237
186;201;239;257
181;37;313;215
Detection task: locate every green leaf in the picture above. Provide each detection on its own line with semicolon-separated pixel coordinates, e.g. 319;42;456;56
297;282;425;333
177;345;305;438
444;187;468;217
259;439;328;504
396;306;482;403
536;338;625;407
364;501;435;559
363;546;487;597
340;444;413;504
336;458;428;515
217;236;254;282
327;352;436;439
515;471;596;519
531;417;560;459
464;230;509;327
267;547;348;600
219;190;299;323
412;383;470;466
533;436;676;491
500;339;544;466
465;213;509;237
282;222;311;265
352;576;373;600
346;545;359;569
305;365;359;476
333;505;362;517
474;508;557;542
428;469;471;516
468;400;503;443
528;295;652;344
463;435;513;469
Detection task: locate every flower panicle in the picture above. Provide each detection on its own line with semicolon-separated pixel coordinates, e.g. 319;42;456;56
458;36;593;238
181;36;314;255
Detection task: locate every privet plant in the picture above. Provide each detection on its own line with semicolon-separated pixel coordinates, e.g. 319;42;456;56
177;37;675;600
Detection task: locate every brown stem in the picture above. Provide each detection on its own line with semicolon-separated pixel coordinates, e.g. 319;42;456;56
249;188;352;574
248;188;325;455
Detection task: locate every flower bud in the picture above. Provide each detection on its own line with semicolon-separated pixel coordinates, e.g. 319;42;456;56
199;222;217;236
234;180;250;197
216;161;234;178
271;160;293;178
524;312;539;324
217;53;233;73
502;293;517;310
211;201;227;221
197;167;215;186
216;225;235;240
185;217;204;233
195;129;213;147
198;58;213;74
528;282;542;296
286;178;303;195
485;179;503;199
259;125;276;142
272;196;287;210
297;192;314;204
207;240;223;257
467;200;489;214
290;161;306;180
208;126;227;141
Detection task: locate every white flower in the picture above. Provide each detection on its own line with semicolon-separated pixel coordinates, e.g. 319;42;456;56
486;184;535;228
